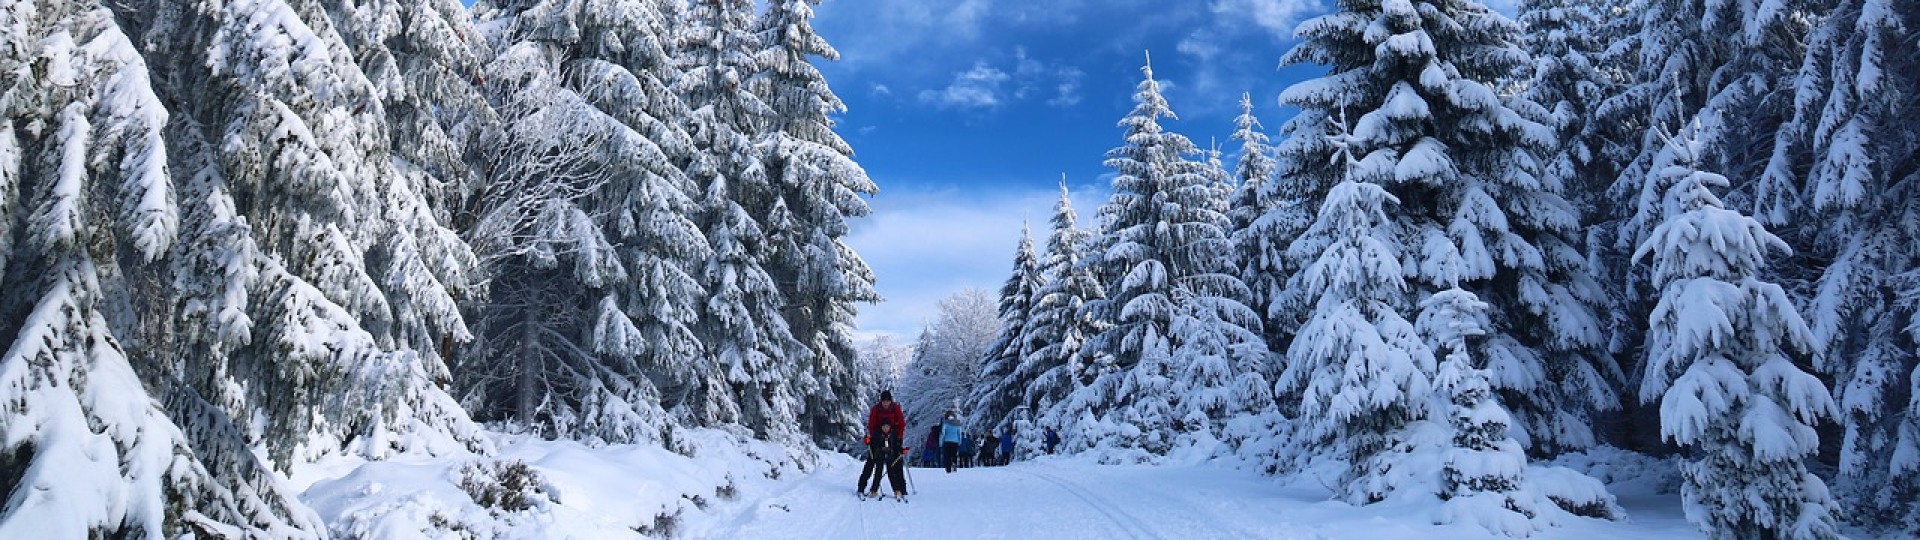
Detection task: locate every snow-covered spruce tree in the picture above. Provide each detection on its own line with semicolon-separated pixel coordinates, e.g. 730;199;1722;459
968;222;1041;435
1635;128;1842;540
681;0;808;442
462;0;706;445
1518;0;1621;217
1418;288;1622;534
1603;0;1812;230
1226;93;1291;351
1067;57;1265;460
1275;0;1615;456
326;0;493;356
119;0;489;466
0;3;319;534
752;0;882;446
1763;1;1920;532
1595;1;1817;438
1023;182;1106;436
1274;123;1435;498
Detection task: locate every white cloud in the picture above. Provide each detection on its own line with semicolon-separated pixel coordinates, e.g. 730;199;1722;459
1049;68;1084;107
871;83;893;96
1176;32;1223;62
1209;0;1322;39
918;51;1086;110
918;62;1011;109
846;184;1110;341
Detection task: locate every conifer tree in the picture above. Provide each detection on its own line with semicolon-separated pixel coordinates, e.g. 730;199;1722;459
1024;183;1105;431
753;0;881;444
0;2;320;533
1636;128;1841;539
681;0;807;441
969;223;1041;434
1274;113;1436;499
1275;0;1614;455
1762;1;1920;530
1226;93;1290;350
463;0;703;444
1069;57;1263;458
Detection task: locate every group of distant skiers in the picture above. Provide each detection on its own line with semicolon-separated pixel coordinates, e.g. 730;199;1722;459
856;390;1063;500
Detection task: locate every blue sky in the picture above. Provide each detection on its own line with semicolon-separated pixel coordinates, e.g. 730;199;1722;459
816;0;1335;340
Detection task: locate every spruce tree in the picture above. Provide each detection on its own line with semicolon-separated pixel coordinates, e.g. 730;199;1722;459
969;223;1041;434
1636;128;1842;540
1024;183;1106;434
681;0;807;441
1275;0;1615;456
752;0;881;445
1226;93;1289;350
1763;0;1920;531
0;1;319;533
1070;56;1263;458
1274;112;1436;500
465;0;703;444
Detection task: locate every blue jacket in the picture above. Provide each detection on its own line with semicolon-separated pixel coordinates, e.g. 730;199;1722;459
940;421;962;444
999;433;1014;453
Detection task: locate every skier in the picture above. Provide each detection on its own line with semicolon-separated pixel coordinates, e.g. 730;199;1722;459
867;390;905;439
959;432;976;468
1044;427;1060;455
1005;429;1019;464
858;391;908;497
922;426;941;467
940;413;963;473
858;422;908;499
979;432;999;467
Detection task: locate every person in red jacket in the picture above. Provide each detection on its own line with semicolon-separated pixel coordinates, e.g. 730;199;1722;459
867;390;905;437
857;391;908;498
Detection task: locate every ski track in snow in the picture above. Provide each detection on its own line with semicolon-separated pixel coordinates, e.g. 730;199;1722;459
698;459;1315;540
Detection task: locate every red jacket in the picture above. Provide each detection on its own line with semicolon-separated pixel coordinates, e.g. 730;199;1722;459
867;401;904;437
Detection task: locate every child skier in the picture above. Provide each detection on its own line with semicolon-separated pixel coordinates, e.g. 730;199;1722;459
858;422;907;499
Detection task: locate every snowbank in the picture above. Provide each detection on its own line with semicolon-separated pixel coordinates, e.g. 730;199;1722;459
297;428;829;539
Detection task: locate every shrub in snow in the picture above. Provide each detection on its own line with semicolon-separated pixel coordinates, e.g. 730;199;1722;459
1634;128;1842;539
457;460;553;513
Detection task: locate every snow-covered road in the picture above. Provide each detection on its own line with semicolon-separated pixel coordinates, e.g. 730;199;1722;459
690;456;1712;540
705;459;1312;540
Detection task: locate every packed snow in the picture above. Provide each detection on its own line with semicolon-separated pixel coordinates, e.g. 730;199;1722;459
293;428;1732;540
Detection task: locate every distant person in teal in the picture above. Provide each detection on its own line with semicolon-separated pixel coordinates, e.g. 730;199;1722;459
940;412;963;473
998;428;1015;465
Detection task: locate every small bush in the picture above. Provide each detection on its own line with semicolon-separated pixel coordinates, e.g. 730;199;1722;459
457;460;550;513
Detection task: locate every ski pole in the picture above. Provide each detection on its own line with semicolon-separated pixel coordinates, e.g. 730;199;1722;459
903;452;916;494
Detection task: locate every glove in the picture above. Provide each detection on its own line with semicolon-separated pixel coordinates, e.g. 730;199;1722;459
863;436;871;445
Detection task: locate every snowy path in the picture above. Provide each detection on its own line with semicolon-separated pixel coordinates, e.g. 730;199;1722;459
701;459;1325;540
689;457;1708;540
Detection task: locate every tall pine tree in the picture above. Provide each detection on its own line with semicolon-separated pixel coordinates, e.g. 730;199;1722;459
1275;0;1615;456
752;0;881;445
1636;127;1842;540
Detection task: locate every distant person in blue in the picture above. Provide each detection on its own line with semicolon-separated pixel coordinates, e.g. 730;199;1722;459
940;412;963;473
1044;426;1060;455
959;431;975;468
998;429;1015;465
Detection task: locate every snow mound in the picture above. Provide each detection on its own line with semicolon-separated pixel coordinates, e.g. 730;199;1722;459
299;428;822;538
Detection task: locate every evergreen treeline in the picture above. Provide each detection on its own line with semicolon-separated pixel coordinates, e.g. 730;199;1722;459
0;0;875;535
962;0;1919;537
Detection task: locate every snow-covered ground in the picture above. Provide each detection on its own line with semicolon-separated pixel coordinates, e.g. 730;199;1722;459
699;457;1703;540
291;428;1742;539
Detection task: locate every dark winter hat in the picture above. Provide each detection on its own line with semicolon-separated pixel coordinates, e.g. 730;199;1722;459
880;390;893;401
